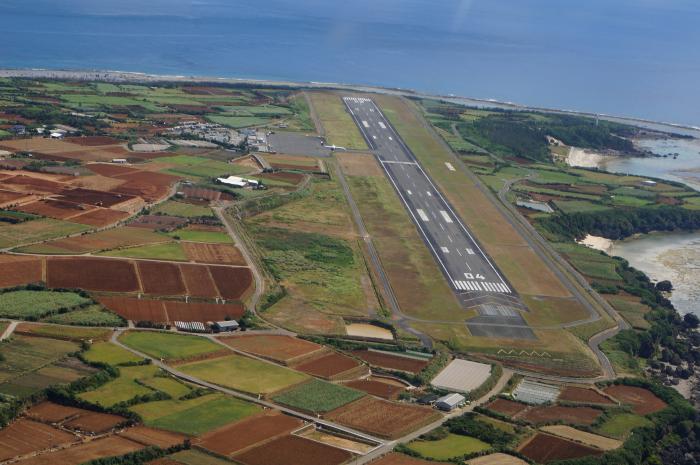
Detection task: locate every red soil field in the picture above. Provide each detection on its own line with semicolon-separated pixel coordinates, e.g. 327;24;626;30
119;426;187;449
98;297;168;323
3;174;66;193
350;350;429;374
63;412;125;434
26;402;84;424
485;398;530;417
0;188;27;204
183;242;246;265
344;379;404;400
181;186;221;201
197;412;303;456
293;352;363;380
559;387;614;405
88;164;140;177
219;335;322;364
208;265;253;300
0;419;77;462
15;199;93;219
164;301;244;323
518;433;603;463
325;397;440;439
370;453;434;465
58;188;137;208
65;136;121;146
0;255;42;288
179;263;219;297
137;261;187;296
130;215;188;231
70;208;130;227
47;257;141;293
520;405;602;426
603;385;667;415
233;434;352;465
14;435;143;465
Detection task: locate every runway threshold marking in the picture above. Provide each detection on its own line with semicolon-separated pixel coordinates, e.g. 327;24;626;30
378;122;386;129
362;120;369;128
416;209;430;222
439;210;453;223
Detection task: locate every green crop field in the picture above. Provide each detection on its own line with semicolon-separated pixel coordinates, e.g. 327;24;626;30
596;413;653;439
100;242;186;261
79;364;160;407
171;230;232;243
408;434;490;460
16;227;168;255
272;378;364;413
18;324;110;341
134;393;260;435
554;200;611;214
151;201;214;218
166;450;235;465
44;305;125;327
140;376;191;399
178;354;308;394
206;115;270;128
0;290;90;320
82;342;145;366
158;155;246;179
118;331;222;361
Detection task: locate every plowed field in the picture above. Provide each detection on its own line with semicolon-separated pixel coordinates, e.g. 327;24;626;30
233;434;352;465
13;435;143;465
518;433;603;463
16;199;92;219
183;242;246;265
26;402;84;423
164;301;245;322
344;379;404;399
119;426;187;448
47;257;140;292
130;215;187;231
520;405;602;426
63;412;125;434
197;412;303;456
98;297;168;322
485;398;529;417
138;261;187;295
294;352;364;380
0;255;42;288
350;350;429;374
66;136;121;146
59;188;137;207
603;385;667;415
208;265;253;300
179;264;219;297
219;335;322;364
69;208;130;227
559;387;614;405
0;419;77;461
325;397;440;439
370;453;435;465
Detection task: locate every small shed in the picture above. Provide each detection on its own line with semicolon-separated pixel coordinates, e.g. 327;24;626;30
435;393;466;411
417;393;439;405
213;320;239;333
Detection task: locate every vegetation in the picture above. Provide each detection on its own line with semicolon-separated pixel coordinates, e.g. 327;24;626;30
0;290;90;320
407;433;490;460
44;305;125;326
83;342;146;366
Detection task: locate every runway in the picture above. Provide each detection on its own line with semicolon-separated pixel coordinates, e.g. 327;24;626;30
343;97;520;309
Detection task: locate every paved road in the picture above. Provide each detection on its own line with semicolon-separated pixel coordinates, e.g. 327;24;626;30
343;97;518;310
0;321;17;341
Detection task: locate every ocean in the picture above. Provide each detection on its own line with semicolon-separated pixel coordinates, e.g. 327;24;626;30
0;0;699;126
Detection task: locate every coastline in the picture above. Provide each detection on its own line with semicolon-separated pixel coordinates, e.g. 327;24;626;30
1;67;699;137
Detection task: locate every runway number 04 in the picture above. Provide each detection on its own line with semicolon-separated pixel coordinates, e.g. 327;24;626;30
465;273;486;280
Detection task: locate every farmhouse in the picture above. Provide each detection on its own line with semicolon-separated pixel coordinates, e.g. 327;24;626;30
435;393;466;411
213;320;240;332
217;175;260;188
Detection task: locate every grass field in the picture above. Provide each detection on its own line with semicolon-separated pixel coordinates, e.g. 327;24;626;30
158;155;249;180
118;331;222;361
166;450;235;465
100;242;186;261
140;376;191;399
0;218;90;249
134;393;260;435
606;297;651;329
79;364;160;407
82;342;145;366
345;174;462;320
595;413;653;439
408;434;490;460
272;378;365;413
151;201;214;218
15;227;169;255
0;336;80;384
206;115;270;128
0;290;90;319
178;354;308;395
308;92;367;149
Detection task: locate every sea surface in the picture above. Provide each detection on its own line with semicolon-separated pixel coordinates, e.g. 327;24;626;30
0;0;699;126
